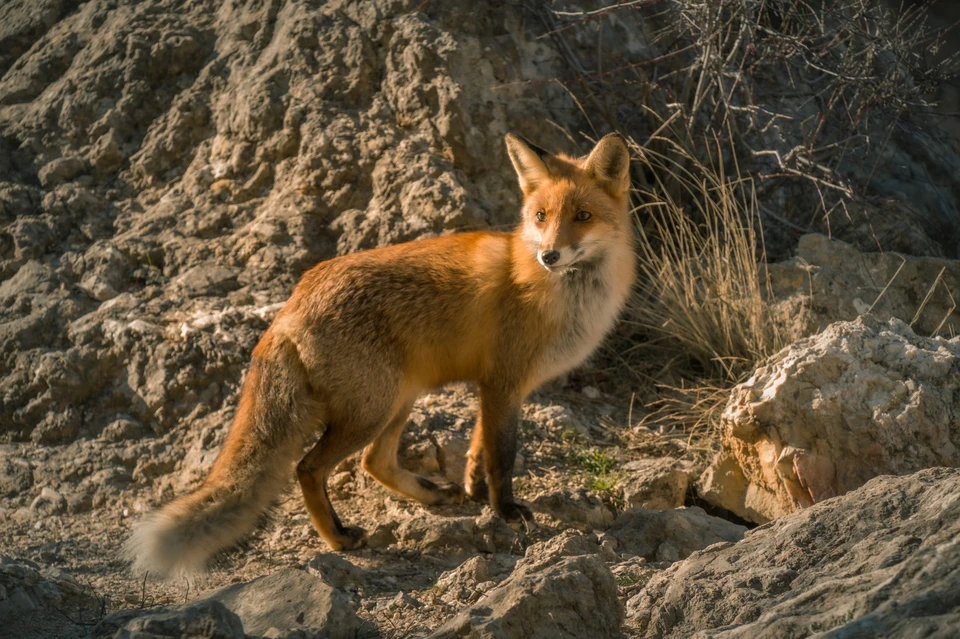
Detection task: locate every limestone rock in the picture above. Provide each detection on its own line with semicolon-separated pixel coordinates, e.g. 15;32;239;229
607;507;745;563
390;509;524;559
95;567;360;639
431;532;622;639
93;600;245;639
621;457;694;510
304;553;366;591
532;488;615;529
37;156;89;188
767;233;960;337
432;554;518;606
0;452;32;497
699;316;960;523
205;567;361;639
628;468;960;638
0;557;92;623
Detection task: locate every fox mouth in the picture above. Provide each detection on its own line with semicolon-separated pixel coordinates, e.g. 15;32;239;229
542;263;577;273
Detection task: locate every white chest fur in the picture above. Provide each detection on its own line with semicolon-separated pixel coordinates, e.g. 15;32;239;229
535;250;632;386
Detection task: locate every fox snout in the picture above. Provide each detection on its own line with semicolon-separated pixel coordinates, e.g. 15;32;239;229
537;246;578;270
539;249;560;266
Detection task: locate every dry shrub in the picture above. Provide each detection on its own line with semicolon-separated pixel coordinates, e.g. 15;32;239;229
622;131;801;438
541;0;959;440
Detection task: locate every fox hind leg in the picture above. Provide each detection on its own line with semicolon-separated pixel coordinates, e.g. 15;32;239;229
361;398;465;506
297;422;378;551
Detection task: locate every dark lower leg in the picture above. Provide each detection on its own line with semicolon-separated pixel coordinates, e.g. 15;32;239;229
479;389;532;523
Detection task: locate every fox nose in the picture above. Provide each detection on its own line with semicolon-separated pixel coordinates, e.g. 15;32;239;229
540;250;560;266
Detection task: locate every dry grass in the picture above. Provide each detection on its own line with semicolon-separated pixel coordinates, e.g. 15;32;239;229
621;131;801;440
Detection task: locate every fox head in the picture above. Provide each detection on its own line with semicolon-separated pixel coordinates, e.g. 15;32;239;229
506;133;632;273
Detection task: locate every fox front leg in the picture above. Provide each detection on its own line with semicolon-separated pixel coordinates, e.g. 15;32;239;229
468;386;532;523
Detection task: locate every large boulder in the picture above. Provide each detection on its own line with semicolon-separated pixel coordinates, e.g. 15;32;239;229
628;468;960;638
700;316;960;523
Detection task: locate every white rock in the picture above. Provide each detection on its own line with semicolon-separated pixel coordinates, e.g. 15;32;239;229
699;316;960;523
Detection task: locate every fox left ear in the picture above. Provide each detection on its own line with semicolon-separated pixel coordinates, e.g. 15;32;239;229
505;133;552;195
583;133;630;196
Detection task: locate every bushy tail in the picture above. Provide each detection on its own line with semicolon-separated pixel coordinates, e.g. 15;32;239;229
125;331;320;579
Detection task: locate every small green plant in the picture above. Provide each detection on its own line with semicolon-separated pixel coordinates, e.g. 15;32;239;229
576;448;616;477
571;447;622;499
615;570;652;590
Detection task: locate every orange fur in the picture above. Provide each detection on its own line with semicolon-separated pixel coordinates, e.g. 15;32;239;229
125;133;636;577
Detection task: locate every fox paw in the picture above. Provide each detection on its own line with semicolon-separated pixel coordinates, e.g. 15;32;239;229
417;476;466;505
330;526;367;552
496;501;533;523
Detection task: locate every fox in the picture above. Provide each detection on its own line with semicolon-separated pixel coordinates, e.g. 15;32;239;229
125;133;637;578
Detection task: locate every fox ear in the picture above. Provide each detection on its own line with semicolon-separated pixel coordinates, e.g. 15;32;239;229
584;133;630;196
505;133;551;195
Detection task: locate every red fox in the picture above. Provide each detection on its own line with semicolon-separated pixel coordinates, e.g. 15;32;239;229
126;133;636;577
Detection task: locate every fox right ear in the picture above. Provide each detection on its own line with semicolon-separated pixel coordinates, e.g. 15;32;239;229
505;133;551;195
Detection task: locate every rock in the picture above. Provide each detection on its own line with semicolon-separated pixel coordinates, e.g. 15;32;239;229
0;557;94;623
531;404;587;438
607;507;746;563
433;554;518;606
30;487;66;516
531;489;614;529
432;431;469;485
393;509;524;558
699;316;960;523
99;417;146;442
0;452;32;497
37;157;89;188
304;553;366;590
610;557;654;600
205;567;361;639
386;591;422;611
768;234;960;337
627;468;960;638
172;263;241;297
621;457;694;510
30;408;81;444
431;532;622;639
93;600;245;639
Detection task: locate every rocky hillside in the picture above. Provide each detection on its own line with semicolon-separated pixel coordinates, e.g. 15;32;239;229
2;0;960;637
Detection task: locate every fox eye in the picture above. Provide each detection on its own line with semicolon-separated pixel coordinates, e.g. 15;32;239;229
535;210;546;223
575;210;592;222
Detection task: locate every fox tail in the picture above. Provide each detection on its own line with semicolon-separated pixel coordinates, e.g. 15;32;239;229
124;333;319;579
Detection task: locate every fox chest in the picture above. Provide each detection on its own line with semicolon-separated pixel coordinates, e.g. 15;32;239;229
536;270;627;385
